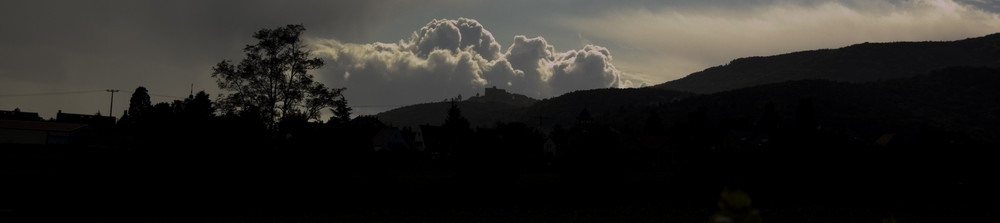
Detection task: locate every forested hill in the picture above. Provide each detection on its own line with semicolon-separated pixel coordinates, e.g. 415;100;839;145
376;88;539;128
646;66;1000;145
519;88;693;128
376;87;692;129
384;66;1000;144
654;33;1000;94
377;66;1000;144
374;100;526;129
378;33;1000;142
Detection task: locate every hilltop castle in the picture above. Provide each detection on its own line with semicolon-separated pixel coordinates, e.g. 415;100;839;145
469;86;537;107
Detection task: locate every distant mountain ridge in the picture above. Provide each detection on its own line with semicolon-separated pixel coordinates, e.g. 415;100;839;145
377;67;1000;144
377;87;691;129
376;87;539;128
653;66;1000;144
654;33;1000;93
377;33;1000;143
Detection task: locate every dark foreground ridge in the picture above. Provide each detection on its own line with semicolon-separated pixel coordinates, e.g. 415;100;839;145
1;140;997;222
3;66;1000;221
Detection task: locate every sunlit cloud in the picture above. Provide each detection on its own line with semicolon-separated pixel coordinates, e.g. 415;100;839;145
310;18;630;112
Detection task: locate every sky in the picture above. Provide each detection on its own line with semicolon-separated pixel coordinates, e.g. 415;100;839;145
2;0;999;119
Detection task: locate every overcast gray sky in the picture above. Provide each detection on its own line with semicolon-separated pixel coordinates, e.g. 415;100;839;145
2;0;999;119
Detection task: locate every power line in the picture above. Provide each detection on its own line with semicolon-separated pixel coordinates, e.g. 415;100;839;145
0;89;187;99
2;90;410;108
352;104;409;108
113;89;187;99
146;92;188;99
0;90;106;97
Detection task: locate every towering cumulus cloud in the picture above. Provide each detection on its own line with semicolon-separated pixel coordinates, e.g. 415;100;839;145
311;18;626;112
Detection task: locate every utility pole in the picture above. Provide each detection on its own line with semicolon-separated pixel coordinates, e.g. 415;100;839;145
106;89;119;117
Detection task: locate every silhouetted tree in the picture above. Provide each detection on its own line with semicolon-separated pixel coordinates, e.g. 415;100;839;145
795;98;816;131
684;105;715;150
577;108;594;124
643;109;664;134
278;112;310;136
212;24;343;130
181;91;214;120
433;101;472;163
142;102;176;137
549;124;568;148
443;101;471;134
330;95;352;124
128;86;151;122
758;101;778;132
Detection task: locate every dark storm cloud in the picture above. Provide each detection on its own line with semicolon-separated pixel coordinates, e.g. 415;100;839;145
0;0;429;117
0;0;418;84
955;0;1000;13
311;18;628;109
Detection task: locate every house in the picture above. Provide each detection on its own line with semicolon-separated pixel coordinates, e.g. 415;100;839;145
409;128;425;152
0;109;42;121
468;86;537;107
484;86;510;99
56;110;115;130
0;119;88;145
418;125;448;159
371;128;410;152
722;129;769;150
543;138;558;156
